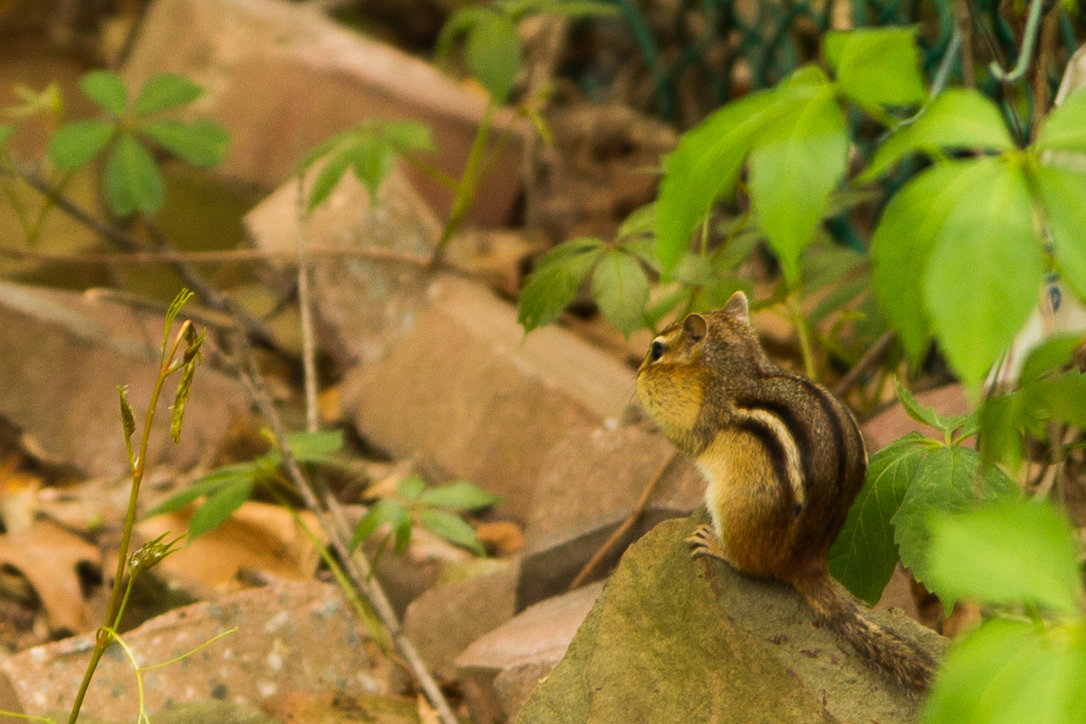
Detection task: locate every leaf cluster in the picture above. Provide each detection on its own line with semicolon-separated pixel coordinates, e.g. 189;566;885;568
45;70;228;216
829;383;1017;606
922;501;1086;723
297;120;435;211
146;430;344;540
655;27;925;287
351;475;501;558
869;88;1086;388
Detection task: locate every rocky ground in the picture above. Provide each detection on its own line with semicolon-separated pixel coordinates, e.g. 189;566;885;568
0;1;973;722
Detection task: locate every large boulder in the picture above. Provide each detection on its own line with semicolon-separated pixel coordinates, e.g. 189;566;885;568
123;0;527;226
516;514;945;723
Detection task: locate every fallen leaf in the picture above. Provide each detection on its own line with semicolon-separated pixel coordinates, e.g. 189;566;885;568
0;519;100;633
136;500;325;590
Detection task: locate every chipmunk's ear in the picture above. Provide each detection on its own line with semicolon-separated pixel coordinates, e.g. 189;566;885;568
682;313;707;342
723;291;750;321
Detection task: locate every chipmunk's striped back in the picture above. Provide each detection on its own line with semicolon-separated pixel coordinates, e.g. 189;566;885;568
637;291;934;692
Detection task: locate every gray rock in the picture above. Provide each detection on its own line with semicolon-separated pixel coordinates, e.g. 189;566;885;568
245;166;440;368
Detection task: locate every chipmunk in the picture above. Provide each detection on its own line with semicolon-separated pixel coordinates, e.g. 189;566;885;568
636;290;935;692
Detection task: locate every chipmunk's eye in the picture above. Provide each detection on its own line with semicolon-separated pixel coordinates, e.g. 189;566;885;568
649;339;666;361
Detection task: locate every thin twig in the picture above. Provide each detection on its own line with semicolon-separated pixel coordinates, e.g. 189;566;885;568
295;172;319;433
0;241;438;267
3;164;278;347
568;451;678;591
224;329;458;724
833;330;896;398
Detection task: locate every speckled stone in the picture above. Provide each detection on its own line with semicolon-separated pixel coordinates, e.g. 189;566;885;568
0;581;388;721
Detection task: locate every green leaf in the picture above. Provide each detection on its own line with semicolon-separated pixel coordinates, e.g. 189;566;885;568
348;138;395;201
870;159;994;364
590;249;651;336
748;78;848;285
893;378;975;437
824;26;925;109
926;500;1082;616
285;430;344;462
1019;333;1085;383
978;391;1029;469
465;13;520;103
829;433;927;604
924;159;1042;389
418;508;484;555
417;480;501;510
1033;165;1086;302
398;474;426;501
188;478;254;539
381;120;435;153
924;618;1086;724
351;499;411;552
1035;88;1086;153
616;203;656;242
134;73;203;115
1038;372;1086;429
892;445;1019;598
103;133;165;215
307;148;354;210
144;463;258;518
862;89;1015;181
434;7;491;60
47;119;114;169
80;70;127;116
0;124;14;146
141;118;228;166
655;89;779;272
517;238;604;331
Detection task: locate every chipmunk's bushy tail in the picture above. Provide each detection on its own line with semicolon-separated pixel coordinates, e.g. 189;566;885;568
793;570;935;693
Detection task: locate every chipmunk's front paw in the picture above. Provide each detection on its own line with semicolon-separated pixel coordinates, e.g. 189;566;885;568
685;524;727;561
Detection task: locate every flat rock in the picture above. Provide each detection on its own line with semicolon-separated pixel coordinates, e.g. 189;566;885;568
515;515;946;723
456;580;604;724
123;0;526;226
340;275;633;522
403;558;518;683
516;423;703;609
0;281;247;478
0;580;389;721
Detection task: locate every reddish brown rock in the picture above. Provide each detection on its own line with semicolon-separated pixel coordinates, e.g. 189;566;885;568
245;166;440;368
516;424;703;608
0;581;391;721
123;0;526;226
455;581;603;724
403;559;518;683
340;276;634;522
0;281;247;479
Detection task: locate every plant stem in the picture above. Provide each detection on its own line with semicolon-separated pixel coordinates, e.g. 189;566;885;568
225;330;458;724
67;322;189;724
788;295;818;379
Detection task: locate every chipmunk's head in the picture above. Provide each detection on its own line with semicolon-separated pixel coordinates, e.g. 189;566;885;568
636;291;768;453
